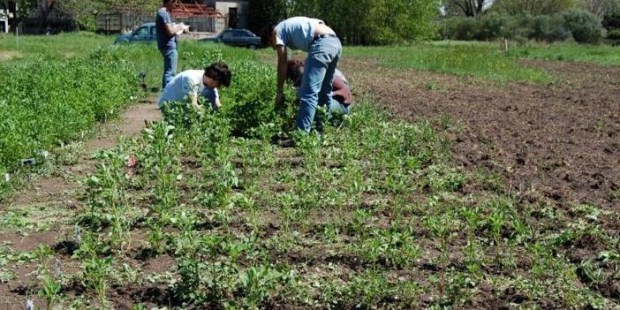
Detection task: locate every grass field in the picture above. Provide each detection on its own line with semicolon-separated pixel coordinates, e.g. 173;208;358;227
0;34;618;309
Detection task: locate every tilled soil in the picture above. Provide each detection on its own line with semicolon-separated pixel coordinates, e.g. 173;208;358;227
342;57;620;212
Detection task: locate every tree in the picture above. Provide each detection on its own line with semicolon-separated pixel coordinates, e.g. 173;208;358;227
494;0;578;15
579;0;619;18
443;0;493;16
247;0;287;34
288;0;440;44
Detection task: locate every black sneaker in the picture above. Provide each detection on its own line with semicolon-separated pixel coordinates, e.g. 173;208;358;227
278;138;296;148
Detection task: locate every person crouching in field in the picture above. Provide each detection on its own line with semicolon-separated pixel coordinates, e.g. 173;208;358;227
287;59;352;116
157;62;232;113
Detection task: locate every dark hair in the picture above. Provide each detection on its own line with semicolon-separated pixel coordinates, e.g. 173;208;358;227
163;0;172;5
204;62;232;87
286;59;304;87
260;22;278;47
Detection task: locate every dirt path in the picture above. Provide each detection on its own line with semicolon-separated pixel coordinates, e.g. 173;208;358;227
341;57;620;212
6;99;161;208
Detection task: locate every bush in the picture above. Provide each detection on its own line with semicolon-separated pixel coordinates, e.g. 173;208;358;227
606;29;620;45
440;12;599;44
529;15;570;42
602;11;620;30
562;9;603;44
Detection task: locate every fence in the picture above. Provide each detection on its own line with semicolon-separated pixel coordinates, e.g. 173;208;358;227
95;12;226;34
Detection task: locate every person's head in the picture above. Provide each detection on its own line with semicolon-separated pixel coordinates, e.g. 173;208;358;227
260;22;278;49
162;0;173;9
203;62;232;88
286;59;304;87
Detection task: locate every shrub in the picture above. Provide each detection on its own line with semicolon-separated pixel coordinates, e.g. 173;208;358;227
602;11;620;30
562;9;603;44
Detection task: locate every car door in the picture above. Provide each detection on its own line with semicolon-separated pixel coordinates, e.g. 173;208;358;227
219;31;234;45
148;26;156;42
132;26;150;42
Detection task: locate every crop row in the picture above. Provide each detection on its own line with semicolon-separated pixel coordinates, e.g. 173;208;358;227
0;48;139;192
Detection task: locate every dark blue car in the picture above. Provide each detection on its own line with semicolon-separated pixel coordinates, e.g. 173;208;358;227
200;28;262;49
114;22;156;44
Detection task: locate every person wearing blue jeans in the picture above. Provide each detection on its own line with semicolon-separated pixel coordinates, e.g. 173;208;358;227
155;0;189;89
261;17;342;134
287;59;352;117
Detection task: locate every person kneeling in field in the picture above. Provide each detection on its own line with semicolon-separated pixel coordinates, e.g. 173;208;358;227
287;59;352;116
157;62;232;112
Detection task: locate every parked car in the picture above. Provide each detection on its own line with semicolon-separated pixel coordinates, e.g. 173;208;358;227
114;22;156;44
200;28;262;49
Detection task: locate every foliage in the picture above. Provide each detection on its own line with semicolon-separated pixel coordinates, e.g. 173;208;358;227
579;0;620;18
603;7;620;29
345;44;552;84
246;0;288;35
562;8;603;43
439;12;602;43
288;0;440;44
494;0;579;15
2;34;620;309
0;47;138;176
443;0;493;17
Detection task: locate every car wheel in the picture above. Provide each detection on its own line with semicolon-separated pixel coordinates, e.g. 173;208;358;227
249;44;257;50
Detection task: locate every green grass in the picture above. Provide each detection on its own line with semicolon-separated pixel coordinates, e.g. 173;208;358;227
343;41;619;84
346;43;553;84
508;42;620;66
0;32;114;59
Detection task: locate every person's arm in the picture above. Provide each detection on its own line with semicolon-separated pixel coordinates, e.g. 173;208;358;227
213;88;222;109
275;45;287;105
183;76;203;112
161;11;185;36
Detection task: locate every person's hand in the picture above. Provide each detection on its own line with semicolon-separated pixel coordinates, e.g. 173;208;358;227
191;103;204;115
275;92;285;106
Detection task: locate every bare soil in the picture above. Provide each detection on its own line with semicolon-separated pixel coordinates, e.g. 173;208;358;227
341;57;620;212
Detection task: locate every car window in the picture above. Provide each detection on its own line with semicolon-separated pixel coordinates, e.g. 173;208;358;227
150;27;156;36
221;32;233;39
134;26;148;36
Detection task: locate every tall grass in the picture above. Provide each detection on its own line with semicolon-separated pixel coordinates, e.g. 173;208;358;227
0;32;114;59
346;43;553;84
507;42;620;66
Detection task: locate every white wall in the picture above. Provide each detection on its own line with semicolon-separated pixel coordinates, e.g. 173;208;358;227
215;1;249;29
0;9;10;33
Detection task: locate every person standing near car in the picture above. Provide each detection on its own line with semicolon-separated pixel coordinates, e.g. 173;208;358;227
155;0;189;89
261;16;342;134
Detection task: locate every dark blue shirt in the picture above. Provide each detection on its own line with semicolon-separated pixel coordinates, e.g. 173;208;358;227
155;8;177;51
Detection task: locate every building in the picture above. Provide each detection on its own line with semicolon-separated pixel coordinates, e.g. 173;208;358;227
213;0;249;29
0;9;10;33
95;0;249;34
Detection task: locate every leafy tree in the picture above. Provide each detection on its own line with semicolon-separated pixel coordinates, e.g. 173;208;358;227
247;0;287;34
562;8;603;42
494;0;578;15
443;0;493;16
579;0;619;18
289;0;440;44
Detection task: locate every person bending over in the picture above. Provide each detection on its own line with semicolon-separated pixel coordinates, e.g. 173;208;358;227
261;16;342;133
286;59;352;116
